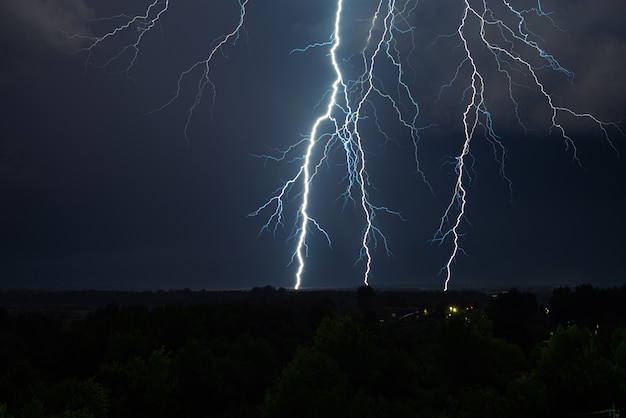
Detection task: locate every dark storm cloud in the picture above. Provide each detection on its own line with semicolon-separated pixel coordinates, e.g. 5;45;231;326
414;0;626;132
0;0;94;96
0;0;93;52
0;1;624;290
555;0;626;120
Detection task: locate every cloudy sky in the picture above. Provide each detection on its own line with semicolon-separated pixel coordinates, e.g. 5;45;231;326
1;0;624;290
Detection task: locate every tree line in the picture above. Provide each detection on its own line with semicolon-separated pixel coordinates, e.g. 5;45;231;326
0;284;625;417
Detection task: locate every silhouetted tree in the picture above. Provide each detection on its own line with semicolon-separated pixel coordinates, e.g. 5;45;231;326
261;346;348;418
444;385;514;418
486;289;539;352
98;347;175;417
173;338;222;417
537;324;618;414
0;403;12;418
356;285;376;319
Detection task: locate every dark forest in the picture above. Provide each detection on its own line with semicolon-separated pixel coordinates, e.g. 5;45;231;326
1;285;625;417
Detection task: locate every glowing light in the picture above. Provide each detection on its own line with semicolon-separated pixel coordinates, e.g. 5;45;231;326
429;0;621;290
72;1;622;291
252;0;421;289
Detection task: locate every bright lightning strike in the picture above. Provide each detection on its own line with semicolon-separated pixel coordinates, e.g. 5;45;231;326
430;0;622;291
72;1;622;291
253;0;424;289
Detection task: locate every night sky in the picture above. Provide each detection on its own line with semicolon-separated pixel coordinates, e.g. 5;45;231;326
1;0;625;290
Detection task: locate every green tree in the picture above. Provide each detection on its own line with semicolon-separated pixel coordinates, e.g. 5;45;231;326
7;380;107;418
98;347;174;417
261;346;348;418
434;310;494;390
104;329;157;362
486;288;539;352
0;403;14;418
610;327;626;409
312;316;384;393
356;285;376;319
537;325;618;414
173;337;222;416
444;385;513;418
19;398;45;418
506;371;548;418
212;333;279;413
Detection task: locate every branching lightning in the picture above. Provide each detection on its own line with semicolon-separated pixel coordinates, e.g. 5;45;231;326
252;0;426;289
430;0;622;290
71;0;250;141
72;1;622;291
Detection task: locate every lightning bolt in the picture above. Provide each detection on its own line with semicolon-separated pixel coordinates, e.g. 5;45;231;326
148;0;250;140
430;0;622;290
252;0;427;289
433;0;623;290
70;0;249;141
70;0;171;75
72;1;622;291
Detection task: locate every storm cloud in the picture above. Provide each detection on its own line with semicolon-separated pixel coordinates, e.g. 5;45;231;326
0;0;94;51
0;1;624;290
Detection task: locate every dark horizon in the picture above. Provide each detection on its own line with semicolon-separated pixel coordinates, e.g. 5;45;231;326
1;279;622;293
